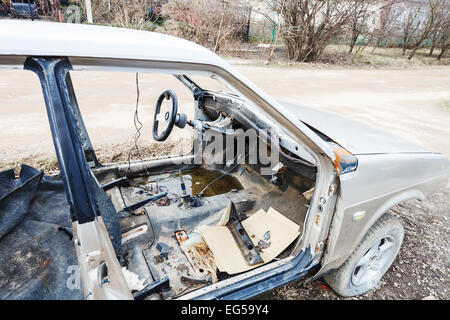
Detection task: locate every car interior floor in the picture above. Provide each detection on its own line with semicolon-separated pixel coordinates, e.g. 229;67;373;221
95;160;315;299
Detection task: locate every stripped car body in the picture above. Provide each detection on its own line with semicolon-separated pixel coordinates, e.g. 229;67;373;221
0;20;448;300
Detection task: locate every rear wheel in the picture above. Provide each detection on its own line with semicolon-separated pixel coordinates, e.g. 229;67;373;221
324;213;404;297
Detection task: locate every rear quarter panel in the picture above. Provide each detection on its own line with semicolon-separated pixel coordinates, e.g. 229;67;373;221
318;152;449;275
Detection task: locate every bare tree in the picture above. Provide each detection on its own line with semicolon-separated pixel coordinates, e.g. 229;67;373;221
427;0;449;56
371;1;401;54
347;0;378;54
400;7;421;55
268;0;376;62
408;0;447;60
437;15;449;60
267;0;286;63
428;31;438;55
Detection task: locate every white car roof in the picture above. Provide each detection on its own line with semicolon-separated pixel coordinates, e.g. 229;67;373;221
1;20;230;68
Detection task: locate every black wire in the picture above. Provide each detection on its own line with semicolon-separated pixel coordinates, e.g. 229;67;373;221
195;153;246;197
127;72;144;173
195;163;240;197
279;147;315;167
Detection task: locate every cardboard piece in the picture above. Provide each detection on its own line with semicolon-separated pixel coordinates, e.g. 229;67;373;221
199;207;300;275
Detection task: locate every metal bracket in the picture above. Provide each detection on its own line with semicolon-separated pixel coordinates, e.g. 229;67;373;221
226;202;263;266
132;276;170;300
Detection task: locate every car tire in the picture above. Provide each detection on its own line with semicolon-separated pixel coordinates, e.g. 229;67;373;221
323;213;404;297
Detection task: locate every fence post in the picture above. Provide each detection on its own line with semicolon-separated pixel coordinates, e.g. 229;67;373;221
85;0;93;23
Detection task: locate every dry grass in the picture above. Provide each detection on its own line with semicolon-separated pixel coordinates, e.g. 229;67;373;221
0;141;180;174
224;43;450;69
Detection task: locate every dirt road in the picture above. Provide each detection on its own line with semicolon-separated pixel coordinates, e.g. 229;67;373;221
0;64;450;162
239;64;450;158
0;64;449;300
1;64;449;162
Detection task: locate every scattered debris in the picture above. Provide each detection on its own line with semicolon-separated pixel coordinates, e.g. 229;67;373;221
188;240;217;283
121;224;149;244
121;192;168;213
156;242;170;259
153;255;164;264
303;187;315;201
200;207;300;275
132;277;170;300
316;281;329;291
176;230;217;283
156;196;170;206
217;201;231;226
121;267;146;291
181;274;213;285
175;230;189;243
257;239;271;250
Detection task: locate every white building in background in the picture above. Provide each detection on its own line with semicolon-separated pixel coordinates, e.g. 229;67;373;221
387;0;430;30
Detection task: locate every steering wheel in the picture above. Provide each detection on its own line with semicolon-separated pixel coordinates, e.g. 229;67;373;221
153;90;178;141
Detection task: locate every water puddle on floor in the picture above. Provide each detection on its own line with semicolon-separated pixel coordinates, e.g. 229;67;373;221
133;167;243;198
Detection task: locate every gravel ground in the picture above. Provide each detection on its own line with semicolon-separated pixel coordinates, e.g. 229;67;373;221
260;184;450;300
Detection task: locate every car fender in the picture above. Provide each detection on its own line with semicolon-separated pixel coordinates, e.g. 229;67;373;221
314;152;448;277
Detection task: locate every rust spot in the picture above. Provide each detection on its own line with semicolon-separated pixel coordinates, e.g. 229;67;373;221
331;144;358;176
40;258;51;270
175;230;189;244
153;256;163;264
277;165;288;174
36;259;52;288
156;196;170;206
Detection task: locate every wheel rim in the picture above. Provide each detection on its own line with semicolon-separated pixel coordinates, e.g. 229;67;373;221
351;235;396;288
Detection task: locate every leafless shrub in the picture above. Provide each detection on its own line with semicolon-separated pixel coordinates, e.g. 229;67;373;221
268;0;379;62
425;0;449;59
407;0;448;60
397;6;422;55
158;0;250;52
82;0;160;30
91;0;144;29
436;18;449;60
346;0;379;54
371;2;401;54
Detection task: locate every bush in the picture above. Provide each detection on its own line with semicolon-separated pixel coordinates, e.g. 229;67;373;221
158;0;250;52
89;0;162;30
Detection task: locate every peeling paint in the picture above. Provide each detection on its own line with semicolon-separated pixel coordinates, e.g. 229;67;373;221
330;143;358;176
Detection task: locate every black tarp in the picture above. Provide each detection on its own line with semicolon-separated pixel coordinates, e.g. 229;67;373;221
0;163;124;299
0;165;43;239
0;165;123;299
0;165;84;299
